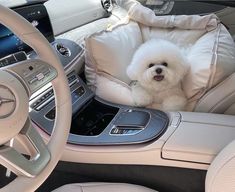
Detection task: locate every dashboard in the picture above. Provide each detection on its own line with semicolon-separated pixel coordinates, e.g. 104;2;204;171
0;4;54;61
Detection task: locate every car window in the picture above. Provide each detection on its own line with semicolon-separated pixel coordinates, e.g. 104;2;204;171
137;0;227;15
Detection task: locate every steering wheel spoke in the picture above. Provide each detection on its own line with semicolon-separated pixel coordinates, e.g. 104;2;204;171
0;119;51;178
3;59;57;96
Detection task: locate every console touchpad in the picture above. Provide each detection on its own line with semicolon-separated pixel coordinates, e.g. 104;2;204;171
114;110;150;128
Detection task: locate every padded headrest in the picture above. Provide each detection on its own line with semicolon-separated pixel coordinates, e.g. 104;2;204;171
85;3;235;106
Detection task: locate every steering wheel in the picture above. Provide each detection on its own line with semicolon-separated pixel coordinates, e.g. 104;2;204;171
0;5;72;192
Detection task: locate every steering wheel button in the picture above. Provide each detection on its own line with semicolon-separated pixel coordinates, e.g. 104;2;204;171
43;69;51;76
29;77;37;84
36;73;44;80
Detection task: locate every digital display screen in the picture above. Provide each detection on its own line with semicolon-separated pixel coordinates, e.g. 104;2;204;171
0;4;54;59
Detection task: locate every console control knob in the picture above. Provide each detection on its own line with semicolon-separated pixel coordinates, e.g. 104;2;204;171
56;43;71;57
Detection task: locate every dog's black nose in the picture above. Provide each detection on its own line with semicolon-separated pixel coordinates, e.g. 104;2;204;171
156;68;163;74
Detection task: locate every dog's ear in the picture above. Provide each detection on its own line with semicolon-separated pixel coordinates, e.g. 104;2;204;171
126;64;138;80
182;57;191;77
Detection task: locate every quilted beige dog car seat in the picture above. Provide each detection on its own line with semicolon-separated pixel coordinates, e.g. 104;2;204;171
85;2;235;114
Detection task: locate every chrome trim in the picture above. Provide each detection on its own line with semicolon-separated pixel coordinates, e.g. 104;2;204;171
109;126;144;136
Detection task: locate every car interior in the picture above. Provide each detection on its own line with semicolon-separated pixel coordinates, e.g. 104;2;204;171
0;0;235;192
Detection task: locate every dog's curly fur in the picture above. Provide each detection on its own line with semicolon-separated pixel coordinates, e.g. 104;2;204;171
127;39;189;111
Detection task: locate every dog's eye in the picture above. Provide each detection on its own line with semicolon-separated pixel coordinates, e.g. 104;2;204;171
148;63;155;68
162;62;168;67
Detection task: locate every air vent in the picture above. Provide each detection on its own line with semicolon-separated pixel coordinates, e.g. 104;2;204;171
101;0;113;12
55;43;71;57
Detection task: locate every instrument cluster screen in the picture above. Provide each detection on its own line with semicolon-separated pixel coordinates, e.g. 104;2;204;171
0;4;54;59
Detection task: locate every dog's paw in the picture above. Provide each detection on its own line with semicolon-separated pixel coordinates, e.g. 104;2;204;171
148;103;162;110
162;95;187;111
131;84;153;107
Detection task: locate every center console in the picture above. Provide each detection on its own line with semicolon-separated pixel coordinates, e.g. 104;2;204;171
29;68;235;162
30;72;169;145
26;64;235;171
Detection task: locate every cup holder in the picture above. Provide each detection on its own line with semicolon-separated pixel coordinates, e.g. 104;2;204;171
70;99;119;136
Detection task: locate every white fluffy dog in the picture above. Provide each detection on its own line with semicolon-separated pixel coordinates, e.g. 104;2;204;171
127;39;189;111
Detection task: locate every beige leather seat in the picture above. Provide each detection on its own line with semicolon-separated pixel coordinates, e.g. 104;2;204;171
53;183;156;192
54;139;235;192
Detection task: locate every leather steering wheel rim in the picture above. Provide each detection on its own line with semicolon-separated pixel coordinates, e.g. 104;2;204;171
0;5;72;192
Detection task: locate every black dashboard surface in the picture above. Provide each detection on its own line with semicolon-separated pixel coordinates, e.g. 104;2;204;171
0;4;54;59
